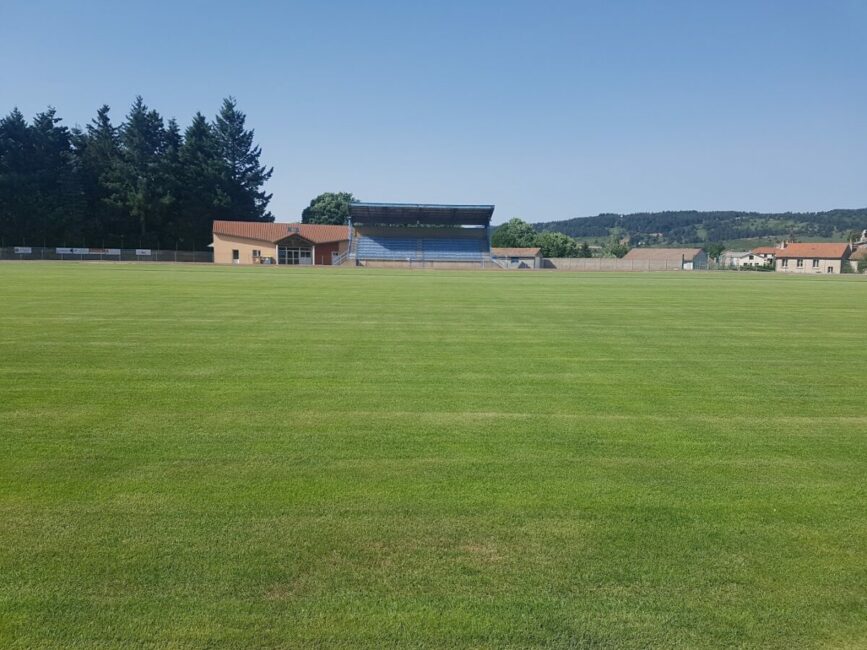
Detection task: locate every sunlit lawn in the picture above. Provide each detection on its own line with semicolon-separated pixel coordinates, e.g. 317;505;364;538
1;263;865;648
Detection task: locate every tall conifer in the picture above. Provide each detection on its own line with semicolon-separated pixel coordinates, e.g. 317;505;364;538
214;97;273;222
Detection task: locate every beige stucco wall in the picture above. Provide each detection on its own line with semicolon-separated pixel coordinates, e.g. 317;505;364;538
776;258;844;274
212;234;349;265
213;233;277;265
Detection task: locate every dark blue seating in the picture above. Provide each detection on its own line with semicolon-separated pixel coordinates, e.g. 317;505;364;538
356;237;417;260
355;235;489;261
421;238;486;260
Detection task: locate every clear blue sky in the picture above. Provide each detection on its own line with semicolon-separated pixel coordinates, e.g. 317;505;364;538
2;0;865;224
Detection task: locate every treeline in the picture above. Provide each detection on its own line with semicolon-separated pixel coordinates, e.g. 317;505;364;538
0;97;273;249
535;209;867;245
493;218;599;257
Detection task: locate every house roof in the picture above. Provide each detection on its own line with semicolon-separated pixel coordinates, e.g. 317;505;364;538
212;221;348;244
622;247;704;261
490;247;541;257
847;246;867;261
751;246;780;256
776;243;850;259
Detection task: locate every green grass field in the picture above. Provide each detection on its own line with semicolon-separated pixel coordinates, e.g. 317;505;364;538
1;263;865;648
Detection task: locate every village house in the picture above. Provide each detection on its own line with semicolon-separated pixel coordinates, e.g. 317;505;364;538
720;250;774;269
774;242;851;274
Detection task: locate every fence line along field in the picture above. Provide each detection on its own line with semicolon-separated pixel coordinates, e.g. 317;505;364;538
1;263;865;648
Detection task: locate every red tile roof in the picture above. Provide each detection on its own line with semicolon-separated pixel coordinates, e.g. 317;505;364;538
751;246;780;256
776;243;850;259
490;247;541;257
622;247;704;261
289;224;351;244
212;220;348;244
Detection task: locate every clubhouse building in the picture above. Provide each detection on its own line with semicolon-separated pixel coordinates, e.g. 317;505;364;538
211;221;350;265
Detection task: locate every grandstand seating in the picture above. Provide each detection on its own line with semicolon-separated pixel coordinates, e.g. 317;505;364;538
356;237;417;260
355;234;489;261
421;238;485;260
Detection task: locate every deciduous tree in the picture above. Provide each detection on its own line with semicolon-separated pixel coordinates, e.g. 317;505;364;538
537;231;578;257
301;192;355;225
492;218;538;248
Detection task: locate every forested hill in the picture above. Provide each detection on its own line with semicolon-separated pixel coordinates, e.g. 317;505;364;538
533;208;867;245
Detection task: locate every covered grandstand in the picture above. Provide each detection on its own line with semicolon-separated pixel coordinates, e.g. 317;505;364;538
348;202;495;268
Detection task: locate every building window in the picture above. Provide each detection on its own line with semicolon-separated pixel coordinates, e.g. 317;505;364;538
278;246;312;265
827;266;833;274
232;249;239;261
796;259;804;268
252;249;261;258
781;259;788;268
812;259;819;268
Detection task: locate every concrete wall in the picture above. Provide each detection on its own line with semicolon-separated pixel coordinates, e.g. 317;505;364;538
357;259;499;270
776;258;845;274
543;258;688;271
492;255;542;269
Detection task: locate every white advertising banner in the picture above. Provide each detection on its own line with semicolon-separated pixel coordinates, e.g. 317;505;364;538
55;247;122;255
135;249;152;256
13;246;32;254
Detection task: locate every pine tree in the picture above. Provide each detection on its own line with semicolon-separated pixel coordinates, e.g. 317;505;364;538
214;97;273;222
72;105;126;244
0;108;34;245
178;112;227;247
29;108;82;244
157;118;183;247
111;96;174;244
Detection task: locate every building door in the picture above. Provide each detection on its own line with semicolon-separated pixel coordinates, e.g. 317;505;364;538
232;249;239;264
278;246;313;265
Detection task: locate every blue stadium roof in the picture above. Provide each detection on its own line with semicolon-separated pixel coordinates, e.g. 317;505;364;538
350;202;494;226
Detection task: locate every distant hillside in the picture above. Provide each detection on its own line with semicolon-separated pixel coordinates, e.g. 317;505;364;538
533;208;867;246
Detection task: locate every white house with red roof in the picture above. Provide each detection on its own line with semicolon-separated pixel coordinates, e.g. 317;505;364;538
774;242;852;274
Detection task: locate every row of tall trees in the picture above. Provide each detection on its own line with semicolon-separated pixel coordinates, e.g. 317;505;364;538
0;97;273;249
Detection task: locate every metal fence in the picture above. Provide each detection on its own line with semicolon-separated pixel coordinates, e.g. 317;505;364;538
542;258;777;272
0;246;212;263
543;258;701;271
